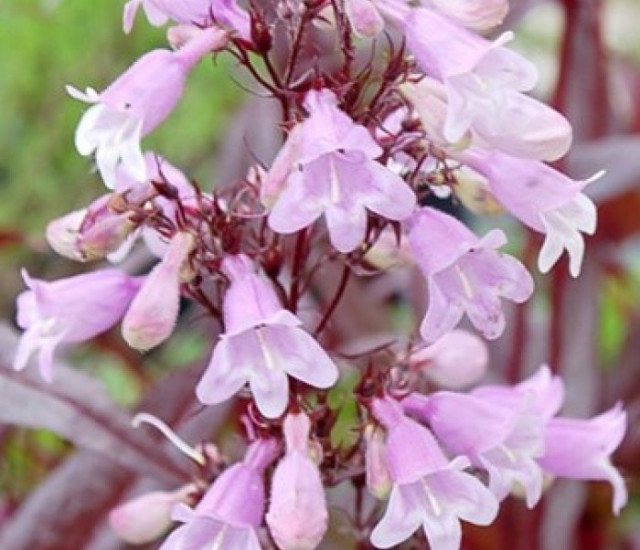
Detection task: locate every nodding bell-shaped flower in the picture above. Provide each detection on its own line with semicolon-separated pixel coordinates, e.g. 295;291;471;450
159;438;278;550
461;150;599;278
406;207;534;343
123;0;250;41
14;269;141;381
403;389;547;508
262;89;416;253
404;8;572;162
408;329;488;390
426;0;509;31
109;484;196;544
68;26;229;188
266;412;329;550
122;231;195;351
196;254;339;418
370;396;499;550
539;403;628;515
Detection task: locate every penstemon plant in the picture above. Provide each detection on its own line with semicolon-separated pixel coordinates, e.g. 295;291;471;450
10;1;628;549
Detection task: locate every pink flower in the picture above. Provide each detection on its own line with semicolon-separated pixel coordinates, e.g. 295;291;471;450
263;89;416;253
122;232;195;351
538;403;628;515
266;413;328;550
406;207;534;343
68;27;228;188
404;391;546;507
404;8;572;161
196;255;339;418
123;0;250;40
159;438;278;550
461;150;598;277
14;269;141;381
370;396;498;550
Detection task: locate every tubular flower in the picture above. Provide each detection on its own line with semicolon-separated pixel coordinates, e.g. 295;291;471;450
404;8;572;161
406;207;534;343
262;89;416;253
370;396;498;550
539;403;628;515
461;149;598;277
196;255;339;418
68;27;229;188
266;412;329;550
159;438;278;550
14;269;141;381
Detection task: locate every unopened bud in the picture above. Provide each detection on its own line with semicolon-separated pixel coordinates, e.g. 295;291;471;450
409;329;488;389
46;208;87;261
364;424;392;499
266;413;328;550
122;232;195;351
109;484;195;544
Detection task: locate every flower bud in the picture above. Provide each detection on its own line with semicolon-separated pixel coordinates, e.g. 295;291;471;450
46;208;87;261
266;413;328;550
364;424;392;499
409;329;488;389
122;231;195;351
109;484;195;544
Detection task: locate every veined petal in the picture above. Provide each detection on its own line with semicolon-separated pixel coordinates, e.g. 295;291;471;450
370;485;424;549
420;279;464;344
268;171;324;234
273;326;339;388
196;335;250;405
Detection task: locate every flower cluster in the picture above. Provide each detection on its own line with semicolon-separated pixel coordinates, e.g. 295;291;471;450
12;0;627;549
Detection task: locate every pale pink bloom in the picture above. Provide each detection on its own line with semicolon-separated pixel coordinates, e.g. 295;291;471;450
263;89;416;253
426;0;508;30
123;0;250;40
409;329;488;389
109;484;195;544
404;390;546;507
461;150;598;277
14;269;141;381
404;8;572;161
159;438;278;550
266;413;328;550
68;27;228;188
539;403;628;515
370;396;498;550
122;232;194;351
406;207;534;343
196;255;339;418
